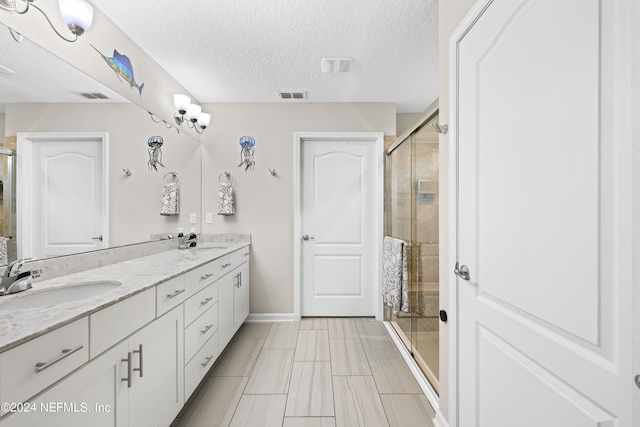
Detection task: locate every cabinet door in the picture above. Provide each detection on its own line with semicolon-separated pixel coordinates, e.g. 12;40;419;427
0;342;128;427
128;306;184;427
218;273;234;350
233;263;250;329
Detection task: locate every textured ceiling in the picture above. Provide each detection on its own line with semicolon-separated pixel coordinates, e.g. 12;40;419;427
89;0;439;113
0;22;128;113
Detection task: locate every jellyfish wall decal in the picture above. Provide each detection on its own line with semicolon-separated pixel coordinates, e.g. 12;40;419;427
148;136;165;171
238;136;256;171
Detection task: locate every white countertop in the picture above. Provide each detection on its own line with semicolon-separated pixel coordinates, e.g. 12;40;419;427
0;242;249;353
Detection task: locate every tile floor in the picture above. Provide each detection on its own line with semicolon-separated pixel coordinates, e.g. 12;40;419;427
172;318;435;427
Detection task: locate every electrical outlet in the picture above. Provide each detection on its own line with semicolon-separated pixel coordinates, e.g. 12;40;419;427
189;213;197;224
206;213;213;224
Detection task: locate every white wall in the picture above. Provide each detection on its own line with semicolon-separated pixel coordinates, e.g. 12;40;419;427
0;114;5;138
200;102;395;315
439;0;477;423
396;113;423;136
5;103;201;246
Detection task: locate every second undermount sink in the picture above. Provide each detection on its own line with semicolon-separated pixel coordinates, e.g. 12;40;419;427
0;280;122;310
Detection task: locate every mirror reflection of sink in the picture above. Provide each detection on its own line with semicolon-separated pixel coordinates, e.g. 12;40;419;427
0;281;122;310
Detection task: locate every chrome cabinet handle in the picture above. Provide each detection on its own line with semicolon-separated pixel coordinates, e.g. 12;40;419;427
454;262;470;281
239;271;242;287
201;324;214;335
121;352;132;388
302;234;315;241
133;344;143;378
91;235;103;241
35;345;84;373
222;263;231;269
166;289;185;299
201;355;214;368
200;273;213;281
200;297;214;306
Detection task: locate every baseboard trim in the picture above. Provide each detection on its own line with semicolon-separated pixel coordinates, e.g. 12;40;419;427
383;322;441;420
432;409;449;427
246;313;298;323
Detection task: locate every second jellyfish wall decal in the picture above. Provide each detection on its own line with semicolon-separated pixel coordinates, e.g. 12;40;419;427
238;136;256;171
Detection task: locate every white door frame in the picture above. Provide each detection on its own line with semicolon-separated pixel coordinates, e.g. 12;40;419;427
293;132;384;320
17;132;109;259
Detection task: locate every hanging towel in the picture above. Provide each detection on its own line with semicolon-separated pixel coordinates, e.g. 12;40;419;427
382;236;409;316
160;173;180;216
0;237;7;266
218;183;235;216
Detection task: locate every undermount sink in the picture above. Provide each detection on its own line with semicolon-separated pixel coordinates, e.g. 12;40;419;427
196;245;228;250
0;280;122;310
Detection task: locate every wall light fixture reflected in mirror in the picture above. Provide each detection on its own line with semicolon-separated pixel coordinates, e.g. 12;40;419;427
174;94;211;134
7;0;94;43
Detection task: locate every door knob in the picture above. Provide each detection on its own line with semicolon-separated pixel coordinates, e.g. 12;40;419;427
302;234;315;241
454;262;470;280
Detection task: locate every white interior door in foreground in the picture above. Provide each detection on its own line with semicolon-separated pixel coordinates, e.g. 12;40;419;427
453;0;633;425
301;138;378;316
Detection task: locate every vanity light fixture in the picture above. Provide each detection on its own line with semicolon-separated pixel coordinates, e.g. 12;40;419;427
14;0;94;42
173;94;211;134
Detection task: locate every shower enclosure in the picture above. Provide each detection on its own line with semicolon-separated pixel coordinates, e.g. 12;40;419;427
0;147;15;266
384;107;440;393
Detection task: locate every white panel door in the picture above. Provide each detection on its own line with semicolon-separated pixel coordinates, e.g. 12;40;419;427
31;137;105;258
454;0;633;426
301;139;377;316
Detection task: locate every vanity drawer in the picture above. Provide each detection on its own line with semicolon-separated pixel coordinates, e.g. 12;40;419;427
185;256;231;297
229;249;242;269
0;318;89;411
184;330;218;398
241;246;250;263
184;303;218;364
156;275;186;316
184;282;218;327
90;288;155;357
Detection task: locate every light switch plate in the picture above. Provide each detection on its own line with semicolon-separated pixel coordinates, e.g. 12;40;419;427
189;213;197;224
206;213;213;224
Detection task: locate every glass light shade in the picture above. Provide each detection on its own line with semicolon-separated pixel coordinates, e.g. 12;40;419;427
185;104;202;121
58;0;94;33
174;94;191;113
197;113;211;128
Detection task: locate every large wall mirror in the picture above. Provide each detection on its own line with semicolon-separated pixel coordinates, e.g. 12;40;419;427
0;24;202;265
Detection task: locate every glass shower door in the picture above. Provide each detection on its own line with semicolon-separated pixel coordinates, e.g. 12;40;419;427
410;117;439;392
384;112;440;394
385;131;414;352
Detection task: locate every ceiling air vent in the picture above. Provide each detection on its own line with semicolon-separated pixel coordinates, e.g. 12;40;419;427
78;92;111;100
278;91;307;100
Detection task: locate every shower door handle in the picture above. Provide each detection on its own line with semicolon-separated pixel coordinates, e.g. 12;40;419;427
302;234;315;241
454;262;470;281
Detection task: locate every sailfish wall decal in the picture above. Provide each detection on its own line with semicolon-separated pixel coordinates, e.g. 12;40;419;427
91;45;144;97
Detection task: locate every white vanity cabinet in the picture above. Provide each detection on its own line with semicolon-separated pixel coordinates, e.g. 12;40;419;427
0;306;183;427
126;305;184;427
0;243;250;427
0;340;129;427
219;247;250;350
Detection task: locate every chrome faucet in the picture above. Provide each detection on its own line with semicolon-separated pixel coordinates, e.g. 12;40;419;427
178;233;198;250
0;259;33;296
